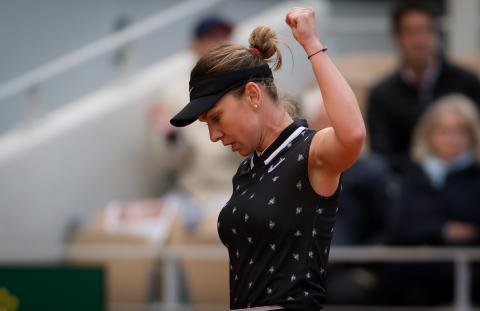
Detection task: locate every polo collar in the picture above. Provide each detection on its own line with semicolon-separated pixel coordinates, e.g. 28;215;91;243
250;119;308;169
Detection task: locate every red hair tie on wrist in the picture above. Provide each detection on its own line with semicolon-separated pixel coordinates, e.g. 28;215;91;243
249;47;262;57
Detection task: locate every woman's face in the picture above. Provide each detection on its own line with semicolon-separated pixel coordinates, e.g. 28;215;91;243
199;91;261;156
429;112;472;161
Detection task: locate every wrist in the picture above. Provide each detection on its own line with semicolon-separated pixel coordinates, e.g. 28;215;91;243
301;38;324;55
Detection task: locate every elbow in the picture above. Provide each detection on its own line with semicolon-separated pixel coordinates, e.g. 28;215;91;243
348;125;366;150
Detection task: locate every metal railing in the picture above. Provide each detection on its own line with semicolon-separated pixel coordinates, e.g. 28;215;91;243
0;0;226;133
2;245;479;310
60;245;480;311
0;0;225;103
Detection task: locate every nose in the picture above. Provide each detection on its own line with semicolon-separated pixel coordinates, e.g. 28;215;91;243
208;124;223;142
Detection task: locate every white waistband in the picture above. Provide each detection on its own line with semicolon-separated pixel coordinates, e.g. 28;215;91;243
231;306;283;311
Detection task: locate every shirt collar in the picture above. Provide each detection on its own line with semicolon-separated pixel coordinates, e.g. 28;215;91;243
250;119;308;169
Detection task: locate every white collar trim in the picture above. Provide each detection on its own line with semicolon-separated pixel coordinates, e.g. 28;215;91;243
250;126;307;169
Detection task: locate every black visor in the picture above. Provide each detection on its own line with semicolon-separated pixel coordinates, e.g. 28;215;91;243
170;64;273;127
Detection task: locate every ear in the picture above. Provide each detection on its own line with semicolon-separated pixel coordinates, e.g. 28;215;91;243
244;82;262;110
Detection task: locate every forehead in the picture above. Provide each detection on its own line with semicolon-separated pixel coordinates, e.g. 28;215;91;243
399;10;434;27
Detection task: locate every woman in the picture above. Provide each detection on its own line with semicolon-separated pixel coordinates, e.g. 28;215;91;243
170;7;365;311
382;94;480;305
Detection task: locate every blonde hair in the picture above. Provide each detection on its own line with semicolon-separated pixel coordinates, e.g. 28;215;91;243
190;26;297;114
411;94;480;163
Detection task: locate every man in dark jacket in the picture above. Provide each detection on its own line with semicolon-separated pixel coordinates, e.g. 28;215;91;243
367;2;480;175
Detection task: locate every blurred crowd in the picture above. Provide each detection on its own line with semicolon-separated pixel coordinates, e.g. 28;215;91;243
73;1;480;307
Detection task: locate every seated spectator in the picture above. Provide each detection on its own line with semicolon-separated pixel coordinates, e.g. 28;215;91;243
367;2;480;176
389;94;480;245
147;15;240;240
380;94;480;305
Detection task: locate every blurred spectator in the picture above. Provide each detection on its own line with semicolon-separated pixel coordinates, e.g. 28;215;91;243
380;94;480;305
147;15;240;239
389;94;480;245
367;2;480;176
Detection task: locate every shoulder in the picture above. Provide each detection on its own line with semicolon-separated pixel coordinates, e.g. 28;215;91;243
368;71;404;109
370;71;402;95
441;59;480;84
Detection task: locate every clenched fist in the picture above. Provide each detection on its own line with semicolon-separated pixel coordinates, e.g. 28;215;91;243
285;7;322;53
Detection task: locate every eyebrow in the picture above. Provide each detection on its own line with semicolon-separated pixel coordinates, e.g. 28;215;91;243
202;107;220;122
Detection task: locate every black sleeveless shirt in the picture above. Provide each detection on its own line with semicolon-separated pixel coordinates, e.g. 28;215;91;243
217;119;342;310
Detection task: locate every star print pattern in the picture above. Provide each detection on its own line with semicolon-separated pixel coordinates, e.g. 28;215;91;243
217;123;342;310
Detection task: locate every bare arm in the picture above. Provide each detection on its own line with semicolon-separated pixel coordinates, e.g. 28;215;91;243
286;7;365;179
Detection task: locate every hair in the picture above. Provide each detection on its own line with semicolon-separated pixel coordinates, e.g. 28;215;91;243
190;25;297;115
411;94;480;164
391;1;439;35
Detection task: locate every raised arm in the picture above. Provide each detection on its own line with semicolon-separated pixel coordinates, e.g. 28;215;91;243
286;7;365;194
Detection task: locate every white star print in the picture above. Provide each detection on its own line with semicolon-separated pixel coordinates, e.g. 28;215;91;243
235;274;238;280
293;253;299;261
296;180;302;191
268;197;276;205
232;207;237;214
269;221;276;229
249;193;255;200
297;154;304;161
287;142;292;148
259;174;264;181
296;207;302;214
308;251;314;258
269;266;275;273
304;291;309;296
324;248;329;254
270;244;276;251
294;230;302;237
236;185;240;191
306;272;311;279
272;176;280;182
249;258;254;265
252;173;256;179
241;190;247;196
317;208;323;214
331;227;334;233
267;287;272;294
320;268;325;274
244;213;249;222
290;274;296;282
247;237;253;244
312;228;317;237
232;228;237;234
236;250;239;258
248;282;253;288
287;297;295;301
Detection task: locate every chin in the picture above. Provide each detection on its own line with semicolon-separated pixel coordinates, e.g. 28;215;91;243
238;150;250;157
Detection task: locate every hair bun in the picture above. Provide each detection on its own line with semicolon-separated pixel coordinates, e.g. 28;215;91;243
248;26;282;70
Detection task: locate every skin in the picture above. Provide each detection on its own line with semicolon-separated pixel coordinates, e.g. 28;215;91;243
201;7;366;197
429;112;471;162
394;10;439;88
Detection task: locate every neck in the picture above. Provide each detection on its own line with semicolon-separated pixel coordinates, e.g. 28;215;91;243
257;108;293;153
405;56;436;89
